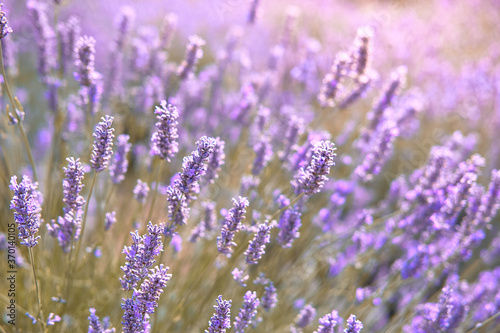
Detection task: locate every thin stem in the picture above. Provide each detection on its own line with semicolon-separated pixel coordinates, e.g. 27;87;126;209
269;192;305;222
467;311;500;333
29;247;46;333
75;171;98;260
0;43;39;182
147;159;166;222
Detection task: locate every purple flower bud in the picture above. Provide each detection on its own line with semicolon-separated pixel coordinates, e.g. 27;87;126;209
205;137;225;184
354;121;399;182
150;101;179;162
120;222;164;290
74;35;97;87
206;295;232;333
104;211;116;231
91;115;115;172
318;52;350;107
292;140;336;195
0;3;13;39
277;204;302;248
47;313;61;326
47;157;85;252
351;26;374;77
88;308;115;333
234;291;260;333
133;179;150;204
9;175;43;248
295;304;316;328
177;35;205;80
217;196;249;257
244;221;271;264
344;314;363;333
261;282;278;311
314;310;339;333
190;201;217;242
166;185;190;226
247;0;260;25
252;135;272;175
159;13;177;50
175;136;216;199
110;134;131;184
27;0;56;82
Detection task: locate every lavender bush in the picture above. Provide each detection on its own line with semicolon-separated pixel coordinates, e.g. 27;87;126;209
1;0;500;332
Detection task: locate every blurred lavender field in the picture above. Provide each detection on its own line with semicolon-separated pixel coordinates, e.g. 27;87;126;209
1;0;500;332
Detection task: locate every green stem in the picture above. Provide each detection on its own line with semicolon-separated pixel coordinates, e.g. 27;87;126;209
29;247;46;333
0;43;39;182
467;311;500;333
75;171;98;260
147;160;166;222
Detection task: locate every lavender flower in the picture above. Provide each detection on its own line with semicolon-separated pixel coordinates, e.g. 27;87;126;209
314;310;339;333
294;304;316;329
74;35;97;87
292;140;336;195
318;52;350;107
88;308;115;333
205;137;226;184
277;204;302;248
234;291;260;333
0;3;13;39
280;116;304;162
174;136;216;198
244;221;271;264
217;196;249;257
134;265;171;315
159;13;177;50
350;26;374;77
104;211;116;231
177;35;205;79
261;282;278;311
121;265;171;333
47;157;85;252
109;134;131;184
344;314;363;333
166;185;190;226
251;136;272;175
354;121;399;182
247;0;260;25
120;222;164;290
150;101;179;161
9;175;43;248
47;313;61;326
206;296;232;333
133;179;150;204
27;0;56;81
90;115;115;172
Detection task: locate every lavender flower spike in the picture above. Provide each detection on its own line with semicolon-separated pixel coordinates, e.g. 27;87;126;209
295;304;316;328
205;137;225;184
217;196;249;257
150;101;179;162
174;136;216;198
234;291;260;333
344;314;363;333
133;179;150;204
120;222;164;290
0;3;13;39
91;115;115;172
244;221;271;264
292;140;336;195
104;211;116;231
206;296;232;333
261;282;278;311
74;35;97;87
47;157;85;252
314;310;339;333
109;134;131;184
88;308;115;333
177;34;205;79
9;175;43;248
